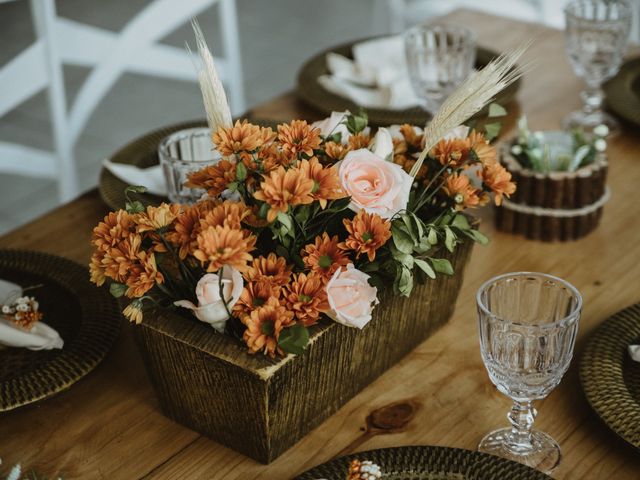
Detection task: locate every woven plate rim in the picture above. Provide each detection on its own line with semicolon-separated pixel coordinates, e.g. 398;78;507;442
0;249;121;411
579;302;640;449
295;445;551;479
604;56;640;127
296;37;521;126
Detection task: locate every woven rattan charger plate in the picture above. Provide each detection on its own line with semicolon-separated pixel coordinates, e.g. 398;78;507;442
296;446;551;479
604;57;640;128
0;250;121;411
580;303;640;450
296;38;521;126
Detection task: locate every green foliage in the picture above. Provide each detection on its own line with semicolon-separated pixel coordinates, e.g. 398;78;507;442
124;185;147;214
343;110;368;135
109;282;127;298
278;324;310;355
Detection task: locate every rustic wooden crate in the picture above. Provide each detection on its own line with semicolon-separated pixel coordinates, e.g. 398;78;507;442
133;238;474;464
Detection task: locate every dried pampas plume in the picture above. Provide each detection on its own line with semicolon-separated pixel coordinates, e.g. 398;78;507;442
189;20;233;132
410;42;531;177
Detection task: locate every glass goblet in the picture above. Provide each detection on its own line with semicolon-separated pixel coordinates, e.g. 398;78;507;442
563;0;632;133
158;128;220;204
477;272;582;474
404;24;476;114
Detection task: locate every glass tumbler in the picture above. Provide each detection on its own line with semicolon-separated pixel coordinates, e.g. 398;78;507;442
404;24;476;114
563;0;632;133
158;128;220;204
477;272;582;474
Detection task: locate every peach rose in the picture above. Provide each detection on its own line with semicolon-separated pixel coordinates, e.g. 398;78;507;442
338;148;413;218
174;266;243;333
326;264;379;329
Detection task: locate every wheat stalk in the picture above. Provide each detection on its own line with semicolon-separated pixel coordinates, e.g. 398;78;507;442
409;42;530;177
190;20;233;132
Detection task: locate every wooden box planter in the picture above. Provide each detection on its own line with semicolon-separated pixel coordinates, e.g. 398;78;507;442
495;139;609;242
132;238;474;464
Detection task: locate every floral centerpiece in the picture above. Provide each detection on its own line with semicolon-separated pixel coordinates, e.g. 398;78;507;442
89;27;523;358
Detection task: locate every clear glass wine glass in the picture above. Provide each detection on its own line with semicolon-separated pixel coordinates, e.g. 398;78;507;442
404;24;476;114
563;0;632;133
477;272;582;474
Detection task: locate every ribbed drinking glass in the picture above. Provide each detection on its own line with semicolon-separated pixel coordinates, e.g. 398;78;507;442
563;0;632;133
404;24;476;114
477;272;582;474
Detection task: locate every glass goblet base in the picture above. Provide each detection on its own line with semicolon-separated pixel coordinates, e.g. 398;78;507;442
562;109;620;135
478;427;561;474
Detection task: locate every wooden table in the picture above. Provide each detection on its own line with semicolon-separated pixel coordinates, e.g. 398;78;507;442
1;10;639;479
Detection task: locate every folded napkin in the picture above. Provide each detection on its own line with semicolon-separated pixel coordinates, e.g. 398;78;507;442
629;345;640;362
0;279;63;351
320;35;422;110
103;159;167;196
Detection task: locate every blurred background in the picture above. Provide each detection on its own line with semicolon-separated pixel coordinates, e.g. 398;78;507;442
0;0;636;234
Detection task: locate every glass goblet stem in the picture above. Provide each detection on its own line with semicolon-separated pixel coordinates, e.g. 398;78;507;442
506;400;537;452
579;83;605;116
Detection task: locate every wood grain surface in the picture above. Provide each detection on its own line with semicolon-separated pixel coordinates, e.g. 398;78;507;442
1;10;640;479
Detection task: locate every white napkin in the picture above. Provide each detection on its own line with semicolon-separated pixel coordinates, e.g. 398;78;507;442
629;345;640;362
321;35;422;110
103;159;167;196
0;280;63;351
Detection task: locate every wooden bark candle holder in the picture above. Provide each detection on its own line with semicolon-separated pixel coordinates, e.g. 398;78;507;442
132;238;474;464
495;141;609;242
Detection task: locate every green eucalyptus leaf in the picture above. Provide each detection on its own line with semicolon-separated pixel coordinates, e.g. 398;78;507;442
109;282;127;298
427;228;438;245
392;225;415;254
258;202;270;219
488;103;507;118
125;200;145;214
444;227;456;252
226;181;239;192
277;212;293;231
451;214;470;230
275;245;290;260
430;257;454;275
397;266;413;296
464;229;490;245
278;324;310;355
236;162;248;181
484;122;502;142
414;258;436;279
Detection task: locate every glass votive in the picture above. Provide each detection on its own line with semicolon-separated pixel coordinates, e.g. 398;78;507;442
158;128;220;204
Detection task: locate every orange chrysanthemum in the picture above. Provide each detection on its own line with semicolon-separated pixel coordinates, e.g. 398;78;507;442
99;234;142;284
341;210;392;262
253;166;314;222
243;297;294;357
302;232;350;279
299;157;345;208
213;120;272;157
347;132;371;150
134;203;181;233
233;279;280;320
284;272;330;326
165;201;214;259
89;253;106;286
469;130;498;165
199;200;252;231
244;253;292;286
482;162;516;206
92;210;136;252
278;120;321;158
399;124;423;149
431;137;472;168
186;160;236;198
324;141;348;161
194;225;256;272
394;154;427;179
443;173;485;210
257;142;295;172
125;250;164;298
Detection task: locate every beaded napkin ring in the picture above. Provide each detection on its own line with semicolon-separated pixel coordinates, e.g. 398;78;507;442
347;459;382;480
1;295;43;330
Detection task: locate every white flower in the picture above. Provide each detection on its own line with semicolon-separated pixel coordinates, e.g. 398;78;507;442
311;111;352;144
593;124;609;137
174;266;243;333
325;264;379;329
370;127;394;160
594;138;607;152
442;125;470;141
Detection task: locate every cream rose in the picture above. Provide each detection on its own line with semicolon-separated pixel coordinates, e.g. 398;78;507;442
338;148;413;218
174;266;243;333
370;127;394;160
326;264;379;329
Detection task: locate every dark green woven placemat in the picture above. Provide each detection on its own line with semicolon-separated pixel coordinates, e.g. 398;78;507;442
0;250;121;411
604;56;640;128
296;38;521;126
580;303;640;449
296;446;551;479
